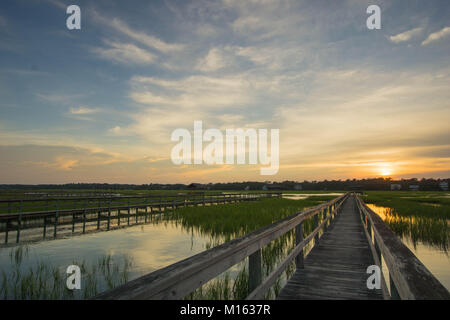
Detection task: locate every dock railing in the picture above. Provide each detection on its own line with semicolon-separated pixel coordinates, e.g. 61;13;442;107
355;194;450;300
93;193;348;299
0;192;280;244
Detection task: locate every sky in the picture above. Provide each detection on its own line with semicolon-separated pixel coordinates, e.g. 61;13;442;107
0;0;449;184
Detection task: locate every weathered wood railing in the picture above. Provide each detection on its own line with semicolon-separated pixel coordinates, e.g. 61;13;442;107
355;195;450;300
0;192;280;244
0;192;279;214
93;194;348;299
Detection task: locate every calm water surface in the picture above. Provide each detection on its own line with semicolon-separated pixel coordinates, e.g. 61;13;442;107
0;219;221;295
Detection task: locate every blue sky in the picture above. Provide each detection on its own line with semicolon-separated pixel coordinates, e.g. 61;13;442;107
0;0;449;183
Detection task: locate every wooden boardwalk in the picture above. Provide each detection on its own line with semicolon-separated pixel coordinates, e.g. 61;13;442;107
95;193;450;300
278;196;383;300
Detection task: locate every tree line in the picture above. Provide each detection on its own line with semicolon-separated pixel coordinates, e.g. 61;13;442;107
0;177;448;191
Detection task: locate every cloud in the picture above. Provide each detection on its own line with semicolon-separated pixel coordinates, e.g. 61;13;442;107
0;144;156;183
108;125;124;136
389;27;423;43
69;106;100;115
106;18;184;53
91;11;184;53
196;48;228;72
93;40;157;65
67;106;102;121
129;74;256;110
421;26;450;46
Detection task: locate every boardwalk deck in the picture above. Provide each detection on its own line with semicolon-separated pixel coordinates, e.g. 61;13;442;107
277;196;383;300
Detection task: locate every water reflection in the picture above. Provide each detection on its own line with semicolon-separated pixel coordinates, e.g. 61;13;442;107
367;204;449;252
367;204;450;291
283;193;343;200
0;218;216;299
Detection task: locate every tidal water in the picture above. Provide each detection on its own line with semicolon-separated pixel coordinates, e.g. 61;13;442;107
367;204;450;292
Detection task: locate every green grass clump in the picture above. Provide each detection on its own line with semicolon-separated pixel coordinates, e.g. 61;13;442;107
168;197;334;242
364;192;449;251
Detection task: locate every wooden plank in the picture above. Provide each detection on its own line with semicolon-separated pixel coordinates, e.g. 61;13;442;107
278;196;383;300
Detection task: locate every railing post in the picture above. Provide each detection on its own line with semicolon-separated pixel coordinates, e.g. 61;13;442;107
43;216;46;239
96;199;100;230
5;219;9;244
296;222;304;269
323;208;328;232
249;249;262;294
107;198;111;230
83;200;87;234
54;200;58;239
16;200;23;243
314;213;319;244
128;199;131;225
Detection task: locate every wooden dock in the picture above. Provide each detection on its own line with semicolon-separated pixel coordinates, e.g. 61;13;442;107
94;193;449;300
277;196;382;299
0;192;280;245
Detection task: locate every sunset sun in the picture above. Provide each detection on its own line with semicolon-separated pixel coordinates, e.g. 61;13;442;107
379;168;393;176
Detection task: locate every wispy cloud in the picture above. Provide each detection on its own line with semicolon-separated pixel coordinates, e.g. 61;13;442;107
422;26;450;46
105;18;184;53
93;40;157;65
91;10;184;53
389;27;423;43
69;106;100;115
67;106;103;121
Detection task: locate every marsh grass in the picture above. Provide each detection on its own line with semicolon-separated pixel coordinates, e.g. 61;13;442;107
365;192;449;252
0;246;134;300
171;196;332;299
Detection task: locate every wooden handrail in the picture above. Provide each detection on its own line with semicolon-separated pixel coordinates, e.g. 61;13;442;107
93;194;348;300
355;195;450;300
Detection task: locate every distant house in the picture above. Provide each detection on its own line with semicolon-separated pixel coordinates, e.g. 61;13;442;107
294;184;302;190
439;181;448;191
262;185;268;191
390;184;401;191
409;185;419;191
